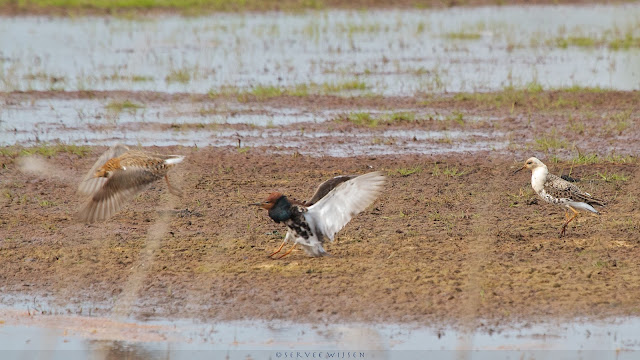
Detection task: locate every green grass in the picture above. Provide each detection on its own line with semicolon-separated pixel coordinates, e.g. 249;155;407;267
439;83;619;112
249;85;284;99
0;144;91;158
446;111;465;126
553;36;596;49
597;171;628;182
343;112;376;127
1;0;327;13
551;32;640;50
444;32;482;40
165;68;191;84
208;80;367;101
609;33;640;50
606;110;632;134
338;111;423;127
322;80;367;93
431;164;466;177
391;166;422;177
567;152;636;165
534;132;568;152
105;100;144;112
388;112;416;123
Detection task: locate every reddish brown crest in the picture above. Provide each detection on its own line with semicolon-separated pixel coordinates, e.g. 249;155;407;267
266;192;283;202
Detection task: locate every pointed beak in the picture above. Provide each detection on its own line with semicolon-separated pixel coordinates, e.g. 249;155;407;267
513;165;526;174
250;202;263;206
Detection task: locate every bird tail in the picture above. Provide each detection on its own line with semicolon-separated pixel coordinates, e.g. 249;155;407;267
572;202;600;214
164;155;185;165
587;197;606;207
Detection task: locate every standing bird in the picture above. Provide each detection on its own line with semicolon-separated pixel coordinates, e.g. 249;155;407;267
253;171;386;258
77;144;184;223
514;157;606;237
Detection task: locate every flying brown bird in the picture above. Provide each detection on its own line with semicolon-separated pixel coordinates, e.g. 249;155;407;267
77;144;184;223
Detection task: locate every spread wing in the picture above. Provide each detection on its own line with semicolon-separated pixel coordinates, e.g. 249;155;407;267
77;167;160;223
307;171;385;241
306;175;357;205
545;174;606;206
78;143;130;196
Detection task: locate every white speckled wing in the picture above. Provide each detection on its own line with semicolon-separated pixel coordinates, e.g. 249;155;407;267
307;171;385;242
544;174;605;206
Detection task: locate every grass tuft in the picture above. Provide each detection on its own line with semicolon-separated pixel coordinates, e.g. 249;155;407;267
392;166;422;177
1;144;91;158
165;68;191;84
105;100;144;112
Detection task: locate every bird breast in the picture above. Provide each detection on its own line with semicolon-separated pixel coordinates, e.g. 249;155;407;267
531;167;548;193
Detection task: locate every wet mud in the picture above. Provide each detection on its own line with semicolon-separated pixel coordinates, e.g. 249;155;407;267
1;145;639;327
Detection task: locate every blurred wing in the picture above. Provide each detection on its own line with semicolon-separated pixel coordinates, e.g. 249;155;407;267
307;171;385;241
306;175;356;205
78;143;129;196
77;167;159;223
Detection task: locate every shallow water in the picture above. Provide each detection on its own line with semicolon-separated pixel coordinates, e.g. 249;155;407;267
1;5;639;94
0;98;507;154
1;309;639;360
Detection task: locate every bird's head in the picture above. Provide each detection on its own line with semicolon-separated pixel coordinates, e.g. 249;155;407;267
514;157;545;174
251;192;285;210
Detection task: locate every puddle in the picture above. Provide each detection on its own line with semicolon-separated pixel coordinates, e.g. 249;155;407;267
1;5;639;94
1;307;639;360
0;98;507;155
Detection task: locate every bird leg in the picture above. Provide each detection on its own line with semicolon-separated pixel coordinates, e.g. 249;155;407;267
560;206;580;237
165;175;183;197
275;243;297;259
268;239;287;257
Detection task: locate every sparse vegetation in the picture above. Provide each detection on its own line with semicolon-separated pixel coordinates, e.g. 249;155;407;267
569;152;636;165
165;68;191;84
343;112;376;127
551;32;640;50
431;163;466;177
597;171;628;182
321;80;367;93
392;166;422;177
433;84;622;112
0;144;91;158
249;85;284;99
534;131;568;152
105;100;145;112
444;31;482;40
604;110;633;135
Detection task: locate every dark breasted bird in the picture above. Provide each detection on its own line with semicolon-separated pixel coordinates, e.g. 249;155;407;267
77;144;184;223
514;157;605;237
253;171;386;258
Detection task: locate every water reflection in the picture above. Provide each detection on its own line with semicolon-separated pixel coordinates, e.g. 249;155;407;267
2;312;639;360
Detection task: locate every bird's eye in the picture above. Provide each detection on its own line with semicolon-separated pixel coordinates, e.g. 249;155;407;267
526;161;532;164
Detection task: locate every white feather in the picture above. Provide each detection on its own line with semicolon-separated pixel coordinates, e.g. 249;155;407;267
567;201;599;214
164;156;185;165
307;171;386;242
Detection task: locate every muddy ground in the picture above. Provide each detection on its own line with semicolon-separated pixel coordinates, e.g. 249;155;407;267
1;106;639;329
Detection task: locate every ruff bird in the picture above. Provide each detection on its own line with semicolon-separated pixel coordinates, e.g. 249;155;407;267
77;144;184;223
514;157;605;236
253;171;386;258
